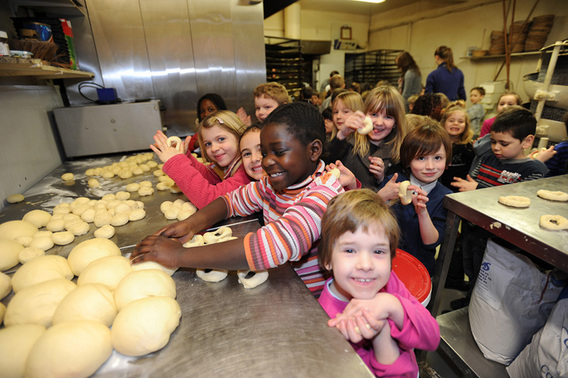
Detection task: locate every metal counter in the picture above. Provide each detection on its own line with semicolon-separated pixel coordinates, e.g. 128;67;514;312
1;153;373;377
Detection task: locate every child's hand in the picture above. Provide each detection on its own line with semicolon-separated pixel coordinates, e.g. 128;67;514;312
336;111;365;140
368;156;385;182
329;293;404;329
333;309;388;343
534;146;556;163
131;234;184;269
237;107;252;127
326;161;357;190
411;186;429;214
451;175;478;191
377;173;400;201
150;130;184;163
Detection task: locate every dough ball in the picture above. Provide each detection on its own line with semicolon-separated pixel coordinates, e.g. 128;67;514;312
80;207;96;223
110;212;129;227
67;220;90;236
61;173;74;181
0;220;38;241
129;208;146;221
132;167;144;175
72;203;91;216
94;224;116;239
52;203;71;215
139;180;153;188
125;183;140;192
78;255;132;290
169;185;182;193
156;182;171;191
67;238;121;276
147;160;158;168
101;193;116;201
164;208;179;220
18;247;46;264
29;236;54;251
138;187;154;196
0;271;11;300
0;302;4;324
114;270;176;311
0;238;24;271
131;261;178;276
0;324;46;378
51;231;75;245
160;201;174;214
94;211;112;227
6;193;25;204
85;168;95;176
114;203;131;214
4;278;76;327
33;230;53;238
118;169;133;179
111;296;181;357
46;219;65;232
102;170;114;179
22;210;51;228
25;320;112;378
88;178;100;188
52;283;117;326
15;235;33;247
115;191;131;201
153;169;165;177
11;254;73;293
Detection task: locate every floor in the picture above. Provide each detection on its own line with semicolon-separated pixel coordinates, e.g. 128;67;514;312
419;287;468;378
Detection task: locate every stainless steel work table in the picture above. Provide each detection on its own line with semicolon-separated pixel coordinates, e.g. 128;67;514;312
1;153;374;378
430;175;568;377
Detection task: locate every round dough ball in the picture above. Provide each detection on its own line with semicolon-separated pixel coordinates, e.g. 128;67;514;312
67;220;90;236
0;324;46;378
29;236;54;251
67;238;121;276
94;211;112;227
153;169;165;177
0;271;12;300
69;197;89;212
129;208;146;221
0;220;38;241
6;193;25;204
18;247;46;264
22;210;51;228
110;212;129;227
15;235;33;247
131;261;178;276
52;203;71;215
94;224;115;239
52;283;117;326
46;219;65;232
33;230;53;238
111;296;181;357
156;182;171;191
118;170;133;179
114;203;132;214
88;178;100;188
85;168;95;176
4;278;76;327
139;180;153;188
138;187;154;196
61;172;74;181
78;255;132;289
51;231;75;246
80;207;96;223
125;182;140;192
102;170;114;179
25;320;112;378
11;254;73;293
101;193;116;201
0;238;24;271
114;270;176;311
115;191;130;201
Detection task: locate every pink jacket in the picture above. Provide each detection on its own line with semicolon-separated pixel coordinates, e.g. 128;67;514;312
162;153;251;209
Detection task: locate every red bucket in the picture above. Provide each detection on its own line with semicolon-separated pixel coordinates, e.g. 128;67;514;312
392;249;432;306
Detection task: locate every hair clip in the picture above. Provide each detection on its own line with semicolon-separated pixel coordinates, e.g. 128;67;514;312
216;117;224;124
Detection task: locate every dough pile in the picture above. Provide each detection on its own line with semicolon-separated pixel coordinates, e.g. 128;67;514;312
160;199;197;221
67;238;121;276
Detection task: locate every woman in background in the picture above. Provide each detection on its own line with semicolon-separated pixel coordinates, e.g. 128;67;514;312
395;51;422;111
425;46;466;102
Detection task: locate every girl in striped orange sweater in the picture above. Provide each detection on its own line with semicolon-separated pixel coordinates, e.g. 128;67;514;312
133;102;345;297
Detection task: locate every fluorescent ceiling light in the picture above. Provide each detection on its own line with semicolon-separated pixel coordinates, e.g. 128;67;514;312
353;0;385;3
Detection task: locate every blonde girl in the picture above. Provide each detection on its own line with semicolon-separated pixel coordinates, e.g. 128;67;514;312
327;85;406;191
479;91;522;137
152;110;251;209
331;91;364;141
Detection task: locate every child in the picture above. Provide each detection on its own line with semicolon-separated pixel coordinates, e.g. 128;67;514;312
327;85;407;191
410;93;448;121
318;189;440;377
467;86;486;137
321;74;346;111
151;110;251;209
378;118;453;276
239;124;264;181
451;106;548;309
331;91;364;141
253;82;290;123
406;94;419;113
479;91;522;138
439;102;475;192
187;93;228;153
133;102;344;297
321;107;335;140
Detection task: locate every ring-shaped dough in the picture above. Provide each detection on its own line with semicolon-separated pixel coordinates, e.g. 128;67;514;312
237;270;269;289
195;269;228;282
183;234;204;248
539;215;568;231
498;195;531;208
357;116;373;135
537;190;568;202
203;227;232;244
329;167;340;179
166;136;184;153
398;181;413;205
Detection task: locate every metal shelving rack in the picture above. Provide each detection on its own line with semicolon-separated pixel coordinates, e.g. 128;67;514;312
344;49;402;88
264;36;309;100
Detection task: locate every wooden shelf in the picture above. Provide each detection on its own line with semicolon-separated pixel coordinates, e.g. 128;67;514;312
462;51;541;61
8;0;86;17
0;57;94;80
